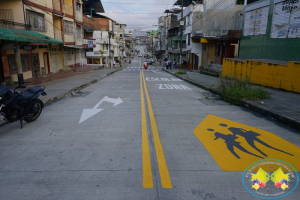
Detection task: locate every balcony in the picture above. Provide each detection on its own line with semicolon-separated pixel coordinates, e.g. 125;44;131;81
96;38;115;45
54;31;63;41
83;39;95;48
86;50;109;57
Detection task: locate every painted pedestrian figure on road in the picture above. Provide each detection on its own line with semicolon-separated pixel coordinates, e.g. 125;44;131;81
208;129;263;159
222;124;294;157
194;114;300;171
207;124;294;159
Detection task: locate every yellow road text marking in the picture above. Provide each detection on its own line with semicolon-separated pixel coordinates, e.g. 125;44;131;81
142;71;172;188
140;71;153;188
193;114;300;171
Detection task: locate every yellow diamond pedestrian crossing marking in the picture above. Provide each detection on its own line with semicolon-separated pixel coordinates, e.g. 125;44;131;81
193;114;300;171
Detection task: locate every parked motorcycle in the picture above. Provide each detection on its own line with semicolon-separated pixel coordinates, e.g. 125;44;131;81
0;84;47;128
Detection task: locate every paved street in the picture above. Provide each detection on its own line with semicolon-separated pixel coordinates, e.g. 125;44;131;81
0;56;299;200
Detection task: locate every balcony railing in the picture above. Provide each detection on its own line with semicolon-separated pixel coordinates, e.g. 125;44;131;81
86;50;109;57
96;38;115;44
53;0;61;12
64;2;73;16
54;31;63;41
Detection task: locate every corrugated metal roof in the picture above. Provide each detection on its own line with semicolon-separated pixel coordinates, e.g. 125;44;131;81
0;27;63;45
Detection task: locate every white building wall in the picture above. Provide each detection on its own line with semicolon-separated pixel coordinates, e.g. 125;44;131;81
191;43;203;65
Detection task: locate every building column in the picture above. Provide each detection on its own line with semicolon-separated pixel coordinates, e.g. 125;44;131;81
14;44;25;87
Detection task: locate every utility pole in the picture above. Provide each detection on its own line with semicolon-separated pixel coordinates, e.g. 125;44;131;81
152;35;153;60
108;31;111;68
179;0;183;69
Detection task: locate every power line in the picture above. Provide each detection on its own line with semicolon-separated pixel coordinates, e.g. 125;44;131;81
102;2;172;5
105;12;171;14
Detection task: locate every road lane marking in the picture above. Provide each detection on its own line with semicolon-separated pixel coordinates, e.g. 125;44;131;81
142;71;172;188
193;114;300;171
79;96;123;124
140;71;153;188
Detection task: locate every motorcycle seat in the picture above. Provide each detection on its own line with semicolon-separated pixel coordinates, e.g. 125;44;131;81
20;91;36;100
27;86;43;94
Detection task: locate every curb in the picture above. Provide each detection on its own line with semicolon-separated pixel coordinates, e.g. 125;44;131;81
0;69;121;128
164;69;300;131
42;69;121;106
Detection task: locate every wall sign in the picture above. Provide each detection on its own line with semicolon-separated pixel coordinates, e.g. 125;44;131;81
271;0;300;38
244;5;270;36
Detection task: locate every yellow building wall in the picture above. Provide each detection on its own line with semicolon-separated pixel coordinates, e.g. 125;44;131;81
53;17;61;31
201;44;215;67
7;47;51;82
0;1;24;24
223;59;300;93
63;17;75;43
24;5;55;39
29;0;53;9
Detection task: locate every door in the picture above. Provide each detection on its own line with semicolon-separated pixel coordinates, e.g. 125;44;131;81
43;52;50;74
51;54;58;73
31;54;40;77
194;54;198;70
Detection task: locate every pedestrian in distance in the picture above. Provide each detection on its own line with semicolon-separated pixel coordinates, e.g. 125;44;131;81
173;60;177;69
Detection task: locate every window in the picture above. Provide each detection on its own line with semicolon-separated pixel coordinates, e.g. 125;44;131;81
188;33;191;46
64;20;73;35
77;3;81;11
27;10;45;31
8;54;31;74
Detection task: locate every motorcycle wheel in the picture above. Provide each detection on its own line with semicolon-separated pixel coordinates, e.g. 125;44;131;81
24;99;43;122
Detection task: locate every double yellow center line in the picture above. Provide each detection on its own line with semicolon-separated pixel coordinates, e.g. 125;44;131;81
140;71;172;189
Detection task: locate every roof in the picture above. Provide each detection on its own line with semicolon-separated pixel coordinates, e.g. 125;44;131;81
93;13;116;22
173;0;195;7
0;27;63;45
82;0;105;14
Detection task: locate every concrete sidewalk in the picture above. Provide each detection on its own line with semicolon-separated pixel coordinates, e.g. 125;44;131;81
162;67;300;131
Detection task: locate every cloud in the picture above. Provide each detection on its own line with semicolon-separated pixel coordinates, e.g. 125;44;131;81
100;0;175;30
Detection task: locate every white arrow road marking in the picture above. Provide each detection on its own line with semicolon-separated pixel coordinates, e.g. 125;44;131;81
79;109;103;124
79;96;123;124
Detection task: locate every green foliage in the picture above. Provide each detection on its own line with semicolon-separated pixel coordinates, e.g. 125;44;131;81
175;71;187;75
218;76;270;105
99;49;104;54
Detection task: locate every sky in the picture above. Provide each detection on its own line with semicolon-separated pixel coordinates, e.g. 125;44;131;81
99;0;181;31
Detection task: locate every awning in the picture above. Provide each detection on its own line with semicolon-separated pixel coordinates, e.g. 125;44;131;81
0;27;63;45
64;45;87;49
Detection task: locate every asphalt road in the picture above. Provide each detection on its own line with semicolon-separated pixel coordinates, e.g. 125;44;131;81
0;54;299;200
